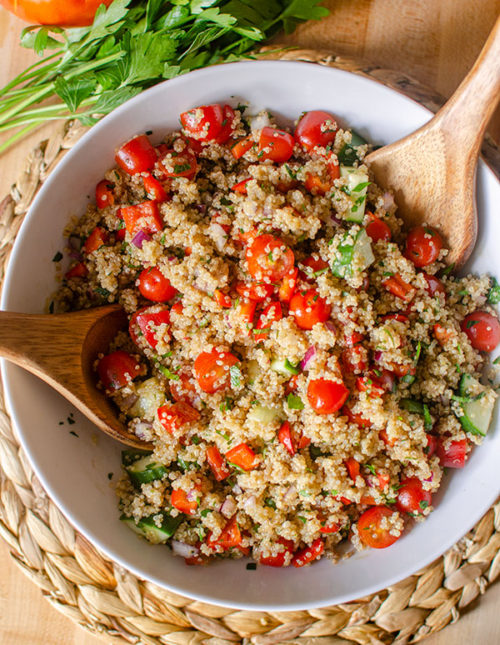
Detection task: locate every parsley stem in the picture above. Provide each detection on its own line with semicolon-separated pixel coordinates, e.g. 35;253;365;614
0;53;61;99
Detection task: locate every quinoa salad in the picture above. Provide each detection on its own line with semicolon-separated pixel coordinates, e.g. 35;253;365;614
53;103;500;567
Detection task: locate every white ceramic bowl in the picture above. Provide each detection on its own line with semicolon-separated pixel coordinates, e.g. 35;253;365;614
2;61;499;611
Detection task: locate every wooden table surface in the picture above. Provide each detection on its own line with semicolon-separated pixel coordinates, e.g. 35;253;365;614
0;1;499;643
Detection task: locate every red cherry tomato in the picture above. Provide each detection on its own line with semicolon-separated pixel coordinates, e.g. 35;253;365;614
356;375;385;398
129;306;170;350
231;177;251;194
0;0;113;25
461;311;500;352
143;173;168;202
97;350;142;391
307;378;349;414
357;506;401;549
294;110;338;152
121;200;163;238
231;135;254;159
260;538;295;567
405;226;443;267
84;226;108;254
157;401;200;434
425;433;437;457
289;289;331;330
341;344;369;374
258;126;294;163
215;105;236;143
278;267;298;302
65;262;87;279
159;148;198;179
95;180;115;209
225;443;259;471
169;373;198;405
396;477;432;514
171;488;199;515
301;255;329;280
180;104;224;141
342;404;370;428
213;289;232;308
277;421;311;457
381;313;409;324
345;457;360;482
291;537;324;567
235;281;274;302
254;301;282;342
138;267;178;302
206;445;230;481
421;272;445;297
193;349;239;393
436;438;468;468
433;323;452;346
115;134;157;175
366;216;392;242
246;234;294;282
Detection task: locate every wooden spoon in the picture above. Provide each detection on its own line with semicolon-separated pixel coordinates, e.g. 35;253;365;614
365;16;500;267
0;305;151;449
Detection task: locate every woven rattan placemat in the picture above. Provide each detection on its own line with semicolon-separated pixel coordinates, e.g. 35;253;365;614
0;49;499;645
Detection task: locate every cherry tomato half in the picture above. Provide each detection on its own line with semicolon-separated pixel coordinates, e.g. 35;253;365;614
421;272;445;297
115;134;157;175
260;538;295;567
95;180;114;209
294;110;338;152
291;537;324;567
405;226;443;267
193;349;240;393
97;350;142;391
169;373;198;405
366;216;391;242
461;311;500;352
307;378;349;414
157;401;200;434
159;148;198;179
357;506;401;549
138;267;178;302
396;477;432;515
258;126;294;163
246;234;294;282
289;289;332;330
436;438;468;468
180;104;224;141
254;301;282;342
206;445;230;481
235;281;274;302
129;306;170;350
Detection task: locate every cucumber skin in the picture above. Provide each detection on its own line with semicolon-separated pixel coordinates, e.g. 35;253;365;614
126;455;167;486
120;512;182;543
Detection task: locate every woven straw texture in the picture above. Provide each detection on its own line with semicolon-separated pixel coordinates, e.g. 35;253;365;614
0;49;499;645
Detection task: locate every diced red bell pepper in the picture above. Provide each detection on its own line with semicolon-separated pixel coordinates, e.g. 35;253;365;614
157;401;200;434
225;443;259;471
214;289;232;308
342;404;370;428
231;135;254;159
383;274;415;302
231;177;251;194
65;262;88;279
236;281;274;302
121;200;163;237
278;421;295;456
206;445;230;481
207;516;243;550
238;298;257;329
84;226;108;254
143;172;169;202
159;148;198;179
115;134;157;175
345;457;360;482
171;488;199;515
95;179;115;209
291;537;324;567
436;437;468;468
254;301;282;342
356;375;385;398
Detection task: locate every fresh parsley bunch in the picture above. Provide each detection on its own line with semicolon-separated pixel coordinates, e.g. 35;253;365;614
0;0;329;153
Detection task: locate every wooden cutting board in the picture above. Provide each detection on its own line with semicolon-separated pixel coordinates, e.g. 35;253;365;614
0;1;499;643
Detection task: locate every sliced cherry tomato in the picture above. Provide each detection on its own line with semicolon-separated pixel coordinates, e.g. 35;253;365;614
379;428;396;447
294;110;338;152
169;373;198;404
377;472;390;489
171;488;198;515
381;313;409;324
405;226;443;267
129;306;170;350
207;516;242;550
433;323;452;346
301;255;329;280
289;289;331;330
138;267;178;302
389;362;416;379
425;433;437;457
279;267;298;303
383;274;415;302
344;331;365;346
237;298;257;328
357;506;401;548
231;135;254;159
170;301;183;316
396;477;432;515
65;262;88;279
366;216;391;242
180;104;224;141
254;301;282;342
258;126;294;163
159;148;198;179
235;281;274;302
286;374;299;394
436;438;468;468
225;443;259;471
97;350;142;391
206;445;230;481
213;289;232;308
246;234;294;281
214;105;236;144
259;538;295;567
341;345;369;374
307;378;349;414
291;537;324;567
115;134;157;175
157;401;200;434
143;173;168;202
319;518;340;534
345;457;360;482
231;177;251;194
278;421;296;456
356;375;385;398
121;200;163;238
422;272;445;297
193;349;239;393
84;226;108;254
304;172;331;196
95;179;115;209
461;311;500;352
342;404;370;428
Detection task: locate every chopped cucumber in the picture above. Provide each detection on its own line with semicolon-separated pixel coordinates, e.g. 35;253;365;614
340;166;369;222
120;512;182;544
270;358;300;376
331;228;374;279
125;454;167;486
337;130;368;166
247;404;282;424
455;374;496;437
128;377;165;420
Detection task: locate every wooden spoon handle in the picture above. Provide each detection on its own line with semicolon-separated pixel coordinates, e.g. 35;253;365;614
435;15;500;153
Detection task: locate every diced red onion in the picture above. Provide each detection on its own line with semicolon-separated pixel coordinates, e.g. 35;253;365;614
374;351;383;363
121;393;139;410
243;495;257;511
131;230;151;249
324;321;336;333
196;204;207;214
220;497;237;517
186;489;198;502
69;251;83;261
232;484;243;495
283;485;297;503
377;370;395;392
171;540;199;558
425;473;434;482
134;421;153;440
300;346;316;371
382;191;395;211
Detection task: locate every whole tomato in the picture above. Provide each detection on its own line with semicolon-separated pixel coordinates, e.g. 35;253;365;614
0;0;113;26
